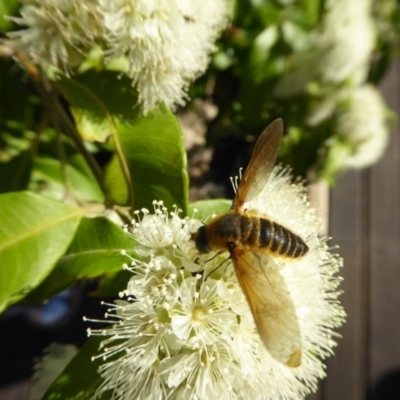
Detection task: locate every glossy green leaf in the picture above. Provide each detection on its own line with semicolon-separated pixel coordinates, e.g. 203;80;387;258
58;71;188;214
0;192;82;313
43;337;105;400
189;199;231;220
31;157;104;203
57;71;140;143
103;156;129;205
26;216;134;302
105;105;188;213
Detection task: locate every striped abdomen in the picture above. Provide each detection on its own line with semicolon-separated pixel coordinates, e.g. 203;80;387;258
194;212;308;258
241;215;308;258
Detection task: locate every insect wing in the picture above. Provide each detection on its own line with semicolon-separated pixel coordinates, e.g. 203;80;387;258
230;246;301;367
232;118;283;211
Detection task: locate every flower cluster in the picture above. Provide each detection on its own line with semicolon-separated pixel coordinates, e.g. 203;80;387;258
313;0;375;85
7;0;231;113
273;0;390;174
335;85;389;169
7;0;101;72
318;84;390;180
274;0;375;97
89;167;345;400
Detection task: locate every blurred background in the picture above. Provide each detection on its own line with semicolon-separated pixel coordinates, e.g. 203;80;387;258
311;58;400;400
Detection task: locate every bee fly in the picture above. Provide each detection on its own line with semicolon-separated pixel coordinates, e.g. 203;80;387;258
193;119;308;367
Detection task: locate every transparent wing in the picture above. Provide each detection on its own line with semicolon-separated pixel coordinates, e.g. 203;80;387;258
232;118;283;211
230;246;301;367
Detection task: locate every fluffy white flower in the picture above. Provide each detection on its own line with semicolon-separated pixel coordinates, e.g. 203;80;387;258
169;277;237;346
98;0;230;113
30;343;78;400
314;0;375;85
8;0;101;71
274;0;375;97
7;0;230;113
89;183;345;399
335;85;389;169
158;341;240;399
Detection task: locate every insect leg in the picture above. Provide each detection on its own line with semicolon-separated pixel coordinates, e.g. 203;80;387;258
205;254;231;279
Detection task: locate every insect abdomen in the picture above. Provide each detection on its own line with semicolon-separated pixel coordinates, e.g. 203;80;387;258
243;216;308;258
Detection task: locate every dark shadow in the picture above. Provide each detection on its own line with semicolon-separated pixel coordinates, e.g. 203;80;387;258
368;369;400;400
0;282;108;387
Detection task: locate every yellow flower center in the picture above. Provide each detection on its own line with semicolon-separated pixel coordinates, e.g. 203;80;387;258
192;305;208;322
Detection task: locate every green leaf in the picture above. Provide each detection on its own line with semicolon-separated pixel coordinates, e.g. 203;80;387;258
0;58;38;124
0;192;82;313
102;155;129;205
57;71;140;143
0;0;19;31
320;138;351;185
30;157;104;203
281;21;308;52
303;0;322;26
58;71;189;214
251;3;280;26
26;216;134;302
213;50;233;70
94;269;133;298
43;337;105;400
105;105;188;213
189;199;231;220
0;150;32;193
78;46;105;74
248;26;278;83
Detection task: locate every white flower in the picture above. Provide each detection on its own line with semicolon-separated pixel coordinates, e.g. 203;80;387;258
125;255;179;306
8;0;231;113
30;343;78;400
335;84;389;169
89;182;345;399
98;0;231;113
314;0;375;85
8;0;101;71
169;277;236;346
274;0;375;97
158;341;240;399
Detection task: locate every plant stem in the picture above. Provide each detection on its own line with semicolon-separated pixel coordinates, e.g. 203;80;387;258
51;94;107;195
7;45;108;201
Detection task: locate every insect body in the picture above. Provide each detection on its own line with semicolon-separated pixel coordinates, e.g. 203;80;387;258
195;211;308;258
193;119;308;368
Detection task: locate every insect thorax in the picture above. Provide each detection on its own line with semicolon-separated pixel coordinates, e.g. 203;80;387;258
204;212;242;251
